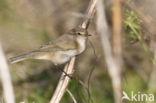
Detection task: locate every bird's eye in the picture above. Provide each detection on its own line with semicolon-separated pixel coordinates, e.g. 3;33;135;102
77;33;81;35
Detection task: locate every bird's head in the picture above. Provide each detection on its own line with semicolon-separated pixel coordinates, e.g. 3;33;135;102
70;27;91;37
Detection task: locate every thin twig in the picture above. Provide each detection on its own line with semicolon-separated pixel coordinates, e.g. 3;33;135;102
0;43;15;103
80;0;97;29
96;0;122;103
66;89;77;103
49;0;97;103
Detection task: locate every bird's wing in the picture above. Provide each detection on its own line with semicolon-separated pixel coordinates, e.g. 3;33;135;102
35;34;78;52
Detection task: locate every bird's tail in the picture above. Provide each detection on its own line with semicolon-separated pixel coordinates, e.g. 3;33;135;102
9;52;34;64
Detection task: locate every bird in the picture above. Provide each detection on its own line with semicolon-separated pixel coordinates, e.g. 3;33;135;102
9;27;90;65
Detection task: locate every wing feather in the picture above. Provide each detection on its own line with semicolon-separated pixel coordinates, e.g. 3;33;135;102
34;34;78;52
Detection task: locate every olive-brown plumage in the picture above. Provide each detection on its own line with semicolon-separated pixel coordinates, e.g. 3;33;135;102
9;27;89;65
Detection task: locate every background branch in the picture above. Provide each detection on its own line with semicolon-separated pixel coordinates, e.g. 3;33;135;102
96;0;122;103
112;0;122;102
0;43;15;103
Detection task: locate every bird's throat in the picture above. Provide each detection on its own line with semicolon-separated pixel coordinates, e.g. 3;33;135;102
76;36;87;54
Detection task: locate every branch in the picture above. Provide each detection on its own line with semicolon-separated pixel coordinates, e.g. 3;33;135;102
96;0;122;103
50;57;76;103
49;0;97;103
0;43;15;103
112;0;122;67
80;0;97;29
112;0;122;102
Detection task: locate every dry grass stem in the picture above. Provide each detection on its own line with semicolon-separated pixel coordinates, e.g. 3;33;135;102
112;0;122;66
96;0;122;103
112;0;122;102
81;0;97;29
0;43;15;103
66;89;77;103
49;57;76;103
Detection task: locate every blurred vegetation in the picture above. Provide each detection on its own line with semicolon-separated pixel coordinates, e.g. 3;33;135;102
0;0;156;103
124;9;154;64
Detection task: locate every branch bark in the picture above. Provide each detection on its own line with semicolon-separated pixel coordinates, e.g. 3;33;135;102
50;57;76;103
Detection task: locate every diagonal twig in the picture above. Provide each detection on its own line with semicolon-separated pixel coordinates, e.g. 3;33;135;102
66;89;77;103
50;57;76;103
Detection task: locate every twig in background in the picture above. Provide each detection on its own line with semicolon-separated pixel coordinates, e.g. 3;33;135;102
87;39;98;103
66;89;77;103
49;0;97;102
96;0;122;103
112;0;122;68
0;43;15;103
112;0;122;102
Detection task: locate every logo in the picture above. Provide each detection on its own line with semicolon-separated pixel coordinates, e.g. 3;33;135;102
122;91;155;102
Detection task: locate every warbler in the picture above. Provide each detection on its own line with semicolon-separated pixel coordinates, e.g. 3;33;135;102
9;27;90;65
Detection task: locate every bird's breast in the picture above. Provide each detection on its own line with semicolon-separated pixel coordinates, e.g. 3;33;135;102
51;50;77;65
76;37;87;54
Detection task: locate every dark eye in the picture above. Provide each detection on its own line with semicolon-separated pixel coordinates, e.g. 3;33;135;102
77;33;81;35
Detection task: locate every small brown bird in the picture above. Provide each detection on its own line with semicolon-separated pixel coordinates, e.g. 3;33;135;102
9;27;90;65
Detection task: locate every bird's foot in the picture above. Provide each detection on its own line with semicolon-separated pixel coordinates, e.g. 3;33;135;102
63;73;73;79
57;67;72;79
